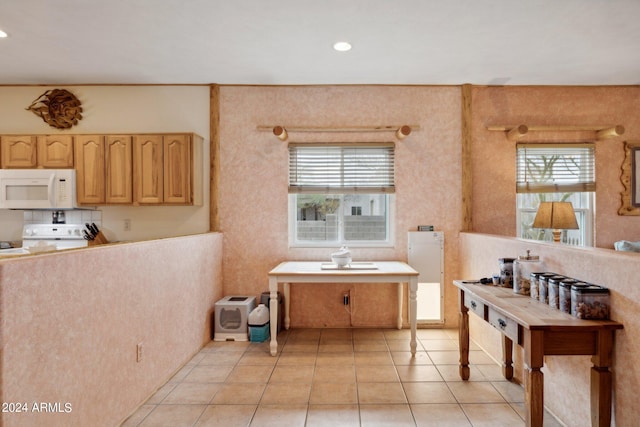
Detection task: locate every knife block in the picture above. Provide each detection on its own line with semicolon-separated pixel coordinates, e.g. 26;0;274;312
88;231;109;246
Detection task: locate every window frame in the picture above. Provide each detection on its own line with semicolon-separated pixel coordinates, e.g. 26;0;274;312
288;142;396;248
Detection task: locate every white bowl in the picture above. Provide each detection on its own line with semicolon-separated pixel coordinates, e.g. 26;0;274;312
331;254;352;267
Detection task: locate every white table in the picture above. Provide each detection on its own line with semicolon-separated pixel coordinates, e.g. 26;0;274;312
267;261;419;356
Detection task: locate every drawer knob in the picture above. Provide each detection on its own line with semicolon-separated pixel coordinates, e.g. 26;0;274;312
471;301;477;310
498;318;507;329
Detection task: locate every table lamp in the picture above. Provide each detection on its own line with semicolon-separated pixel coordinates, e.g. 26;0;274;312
532;202;579;243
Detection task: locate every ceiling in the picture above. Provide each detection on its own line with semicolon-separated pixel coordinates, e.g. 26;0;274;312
1;0;639;86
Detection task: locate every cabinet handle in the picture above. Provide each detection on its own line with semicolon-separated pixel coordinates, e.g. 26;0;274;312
498;318;507;329
471;301;477;310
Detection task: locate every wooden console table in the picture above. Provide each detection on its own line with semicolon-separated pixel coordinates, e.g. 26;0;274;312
453;280;623;427
268;261;419;356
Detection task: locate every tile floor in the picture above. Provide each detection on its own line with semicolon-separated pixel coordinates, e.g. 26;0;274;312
121;328;563;427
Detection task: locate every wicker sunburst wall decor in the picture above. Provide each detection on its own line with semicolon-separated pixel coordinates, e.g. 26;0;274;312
26;88;83;129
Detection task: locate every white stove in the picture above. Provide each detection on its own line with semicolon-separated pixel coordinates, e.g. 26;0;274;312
0;224;89;255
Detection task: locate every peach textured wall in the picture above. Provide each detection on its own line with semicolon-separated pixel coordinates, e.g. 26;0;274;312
0;232;223;427
218;85;462;328
459;232;639;427
470;86;640;248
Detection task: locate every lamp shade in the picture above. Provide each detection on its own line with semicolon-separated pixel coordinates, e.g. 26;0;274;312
532;202;579;230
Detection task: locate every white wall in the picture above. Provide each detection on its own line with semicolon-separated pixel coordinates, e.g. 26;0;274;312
0;85;210;242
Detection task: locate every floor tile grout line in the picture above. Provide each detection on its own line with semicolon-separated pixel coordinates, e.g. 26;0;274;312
127;329;540;426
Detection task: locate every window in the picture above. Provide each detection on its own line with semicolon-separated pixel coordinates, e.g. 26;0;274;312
288;143;394;247
516;143;595;246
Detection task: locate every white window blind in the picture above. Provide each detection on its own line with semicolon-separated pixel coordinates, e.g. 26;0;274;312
288;143;395;194
516;143;595;193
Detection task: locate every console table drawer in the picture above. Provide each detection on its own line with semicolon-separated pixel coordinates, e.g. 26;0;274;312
488;307;518;342
464;292;486;319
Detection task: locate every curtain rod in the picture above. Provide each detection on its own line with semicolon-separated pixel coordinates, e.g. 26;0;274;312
257;125;419;141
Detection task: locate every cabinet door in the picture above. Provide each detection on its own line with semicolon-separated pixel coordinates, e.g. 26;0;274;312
1;135;37;168
37;135;74;168
163;134;191;204
105;136;132;204
133;135;163;204
75;135;105;204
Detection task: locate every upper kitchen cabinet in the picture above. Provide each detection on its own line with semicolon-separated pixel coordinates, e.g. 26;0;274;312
1;135;37;168
133;135;163;204
37;135;74;168
1;135;73;168
133;133;202;205
105;136;133;204
75;135;106;204
76;132;202;206
75;135;133;205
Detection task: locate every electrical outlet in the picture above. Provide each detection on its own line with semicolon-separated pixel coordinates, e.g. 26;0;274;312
136;343;143;362
124;219;131;231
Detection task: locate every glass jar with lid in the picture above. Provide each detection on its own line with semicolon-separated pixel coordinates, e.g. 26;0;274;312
559;279;579;313
513;250;541;295
538;273;558;304
571;284;610;319
548;276;566;309
529;272;546;300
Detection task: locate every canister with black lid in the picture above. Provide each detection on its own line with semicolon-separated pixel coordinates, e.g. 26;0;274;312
559;279;579;313
547;276;566;309
538;273;557;304
513;250;541;295
571;284;610;319
529;272;546;300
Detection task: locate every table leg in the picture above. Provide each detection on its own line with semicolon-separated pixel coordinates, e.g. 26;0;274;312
397;283;403;330
590;330;615;427
409;278;417;356
458;290;470;380
269;277;278;356
502;335;514;380
283;282;290;330
524;329;545;427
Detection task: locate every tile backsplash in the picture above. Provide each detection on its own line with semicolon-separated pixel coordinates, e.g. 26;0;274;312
23;209;102;228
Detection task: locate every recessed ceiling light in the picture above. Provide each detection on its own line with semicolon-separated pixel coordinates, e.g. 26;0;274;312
333;41;352;52
0;29;8;38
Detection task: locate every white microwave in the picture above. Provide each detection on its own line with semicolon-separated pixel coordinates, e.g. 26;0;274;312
0;169;78;209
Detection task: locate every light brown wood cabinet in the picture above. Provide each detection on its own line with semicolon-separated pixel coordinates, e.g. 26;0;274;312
133;133;202;205
37;135;74;168
75;135;106;204
133;135;163;204
163;134;192;204
1;135;74;168
105;136;133;204
74;133;201;206
75;135;133;205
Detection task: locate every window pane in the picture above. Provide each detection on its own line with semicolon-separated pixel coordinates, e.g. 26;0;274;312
292;194;389;245
295;195;340;241
517;192;592;246
342;194;387;241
